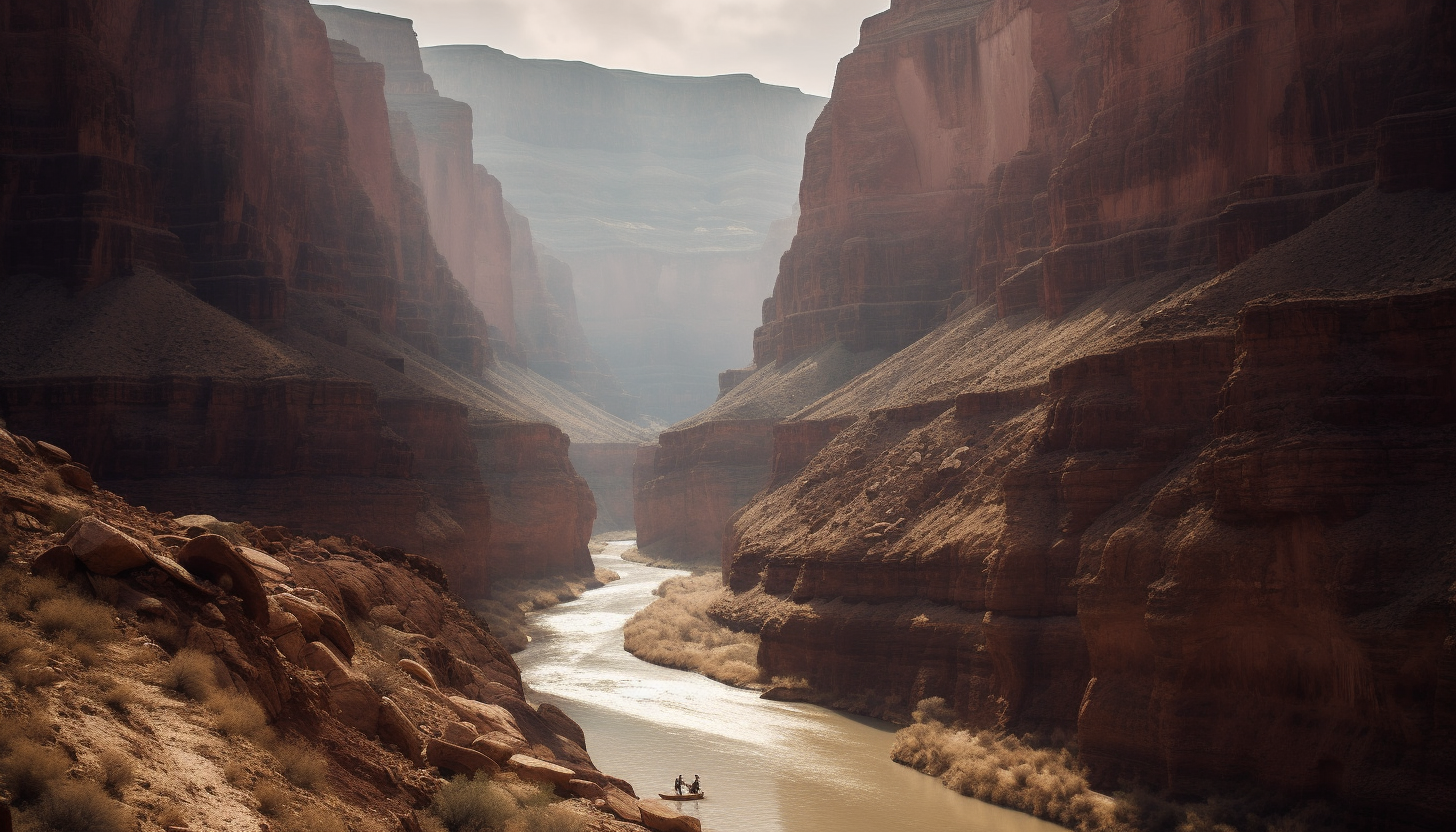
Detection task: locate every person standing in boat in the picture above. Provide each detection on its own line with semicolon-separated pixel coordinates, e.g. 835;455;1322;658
674;774;685;795
689;775;701;795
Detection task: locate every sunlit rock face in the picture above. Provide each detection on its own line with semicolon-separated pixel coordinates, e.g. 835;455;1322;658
422;45;826;423
703;0;1456;823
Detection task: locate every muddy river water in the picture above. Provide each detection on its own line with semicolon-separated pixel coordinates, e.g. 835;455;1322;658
514;541;1066;832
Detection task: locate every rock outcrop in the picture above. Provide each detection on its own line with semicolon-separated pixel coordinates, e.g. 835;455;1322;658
422;44;826;423
698;0;1456;824
0;425;647;829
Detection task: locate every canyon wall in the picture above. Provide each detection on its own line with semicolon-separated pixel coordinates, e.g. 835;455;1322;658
0;0;643;594
422;45;826;423
702;0;1456;824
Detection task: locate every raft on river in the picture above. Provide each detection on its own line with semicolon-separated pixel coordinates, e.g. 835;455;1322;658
658;793;706;801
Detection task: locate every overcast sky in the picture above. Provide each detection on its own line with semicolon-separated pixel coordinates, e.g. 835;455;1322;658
328;0;891;96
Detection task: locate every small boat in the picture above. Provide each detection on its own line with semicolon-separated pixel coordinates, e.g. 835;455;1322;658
658;793;706;801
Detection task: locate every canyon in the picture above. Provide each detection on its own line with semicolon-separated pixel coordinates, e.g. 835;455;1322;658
420;46;826;423
0;0;647;596
633;0;1456;826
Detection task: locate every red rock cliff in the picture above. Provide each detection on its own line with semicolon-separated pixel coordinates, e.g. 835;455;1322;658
706;0;1456;823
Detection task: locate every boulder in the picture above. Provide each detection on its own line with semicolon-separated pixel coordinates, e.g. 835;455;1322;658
369;604;406;628
536;702;587;749
176;535;268;624
274;594;324;640
62;518;150;576
468;735;518;764
57;464;94;492
638;800;702;832
507;754;575;787
174;515;247;545
302;641;379;733
397;658;438;689
237;546;291;582
378;697;423;764
30;545;77;582
427;739;498;778
601;786;644;824
442;721;478;747
35;441;71;464
567;779;605;800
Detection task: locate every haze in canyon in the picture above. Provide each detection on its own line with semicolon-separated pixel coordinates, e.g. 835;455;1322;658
2;1;1455;832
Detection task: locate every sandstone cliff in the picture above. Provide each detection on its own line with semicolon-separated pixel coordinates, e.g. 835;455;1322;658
699;0;1456;824
0;0;640;594
422;44;826;423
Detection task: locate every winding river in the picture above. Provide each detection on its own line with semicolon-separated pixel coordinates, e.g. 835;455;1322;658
515;541;1067;832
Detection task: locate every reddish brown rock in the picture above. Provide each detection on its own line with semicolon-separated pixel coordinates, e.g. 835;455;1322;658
62;518;150;577
176;536;269;625
638;800;702;832
507;754;575;788
378;697;423;765
427;739;498;778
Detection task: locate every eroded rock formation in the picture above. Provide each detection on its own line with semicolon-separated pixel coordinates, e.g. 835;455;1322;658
0;0;639;593
699;0;1456;823
422;44;826;423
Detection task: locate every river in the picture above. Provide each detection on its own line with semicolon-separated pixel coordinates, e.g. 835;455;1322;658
514;541;1067;832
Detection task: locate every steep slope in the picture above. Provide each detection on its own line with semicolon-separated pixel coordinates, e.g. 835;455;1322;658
0;423;650;830
0;0;630;594
697;0;1456;824
312;5;653;533
422;45;826;422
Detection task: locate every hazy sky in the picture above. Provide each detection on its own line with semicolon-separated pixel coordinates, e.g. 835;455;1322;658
329;0;891;96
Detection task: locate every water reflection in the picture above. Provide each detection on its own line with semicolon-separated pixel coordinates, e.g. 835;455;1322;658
515;542;1065;832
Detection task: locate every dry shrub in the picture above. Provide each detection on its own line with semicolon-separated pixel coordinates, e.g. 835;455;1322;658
623;573;762;688
160;648;218;700
495;776;551;810
508;805;585;832
893;701;1346;832
0;620;36;659
0;739;71;804
6;648;61;690
207;690;270;740
39;471;64;495
35;595;118;646
155;805;190;829
279;807;347;832
98;679;137;714
430;776;520;832
254;781;292;816
96;749;135;795
223;761;251;788
364;661;408;696
24;779;133;832
137;619;183;652
273;742;329;791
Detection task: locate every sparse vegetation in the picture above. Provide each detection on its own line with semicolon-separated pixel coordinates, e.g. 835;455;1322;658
429;776;525;832
278;806;348;832
207;690;270;740
137;618;184;652
98;679;138;714
95;749;135;795
893;699;1347;832
273;742;329;791
223;760;251;788
34;595;118;646
159;648;218;700
623;572;762;688
0;738;71;804
22;779;134;832
254;780;292;816
154;805;190;829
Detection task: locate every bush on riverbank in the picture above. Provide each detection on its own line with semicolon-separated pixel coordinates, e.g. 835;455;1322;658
623;573;763;688
472;570;620;652
893;699;1346;832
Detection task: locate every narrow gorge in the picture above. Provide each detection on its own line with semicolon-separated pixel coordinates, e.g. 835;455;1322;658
2;0;1455;830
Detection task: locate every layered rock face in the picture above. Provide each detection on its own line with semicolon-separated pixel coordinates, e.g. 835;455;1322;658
705;0;1456;823
312;5;635;417
0;0;639;593
422;45;826;422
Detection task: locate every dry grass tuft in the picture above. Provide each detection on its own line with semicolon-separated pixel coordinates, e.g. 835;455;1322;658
254;780;292;816
893;700;1347;832
509;805;587;832
430;776;520;832
137;619;184;652
0;738;71;804
96;749;135;795
24;779;134;832
623;573;762;688
98;679;138;714
155;804;190;829
159;648;218;700
207;690;270;740
223;761;251;788
273;742;329;791
278;807;348;832
34;595;119;646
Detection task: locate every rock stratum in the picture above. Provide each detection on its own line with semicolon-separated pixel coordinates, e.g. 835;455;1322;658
651;0;1456;825
421;45;827;423
0;0;646;594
